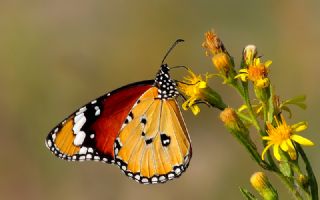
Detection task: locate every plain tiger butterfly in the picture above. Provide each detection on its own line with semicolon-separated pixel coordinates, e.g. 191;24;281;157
45;39;192;184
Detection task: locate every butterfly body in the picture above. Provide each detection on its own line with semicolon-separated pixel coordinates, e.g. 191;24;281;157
46;54;192;184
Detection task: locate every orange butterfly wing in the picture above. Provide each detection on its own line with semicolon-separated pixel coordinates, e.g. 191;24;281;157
114;87;192;184
45;82;153;163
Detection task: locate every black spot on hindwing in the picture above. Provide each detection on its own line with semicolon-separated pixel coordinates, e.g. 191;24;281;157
145;138;153;145
160;133;171;147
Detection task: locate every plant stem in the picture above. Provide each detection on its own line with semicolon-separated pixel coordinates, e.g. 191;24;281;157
296;144;318;200
276;172;304;200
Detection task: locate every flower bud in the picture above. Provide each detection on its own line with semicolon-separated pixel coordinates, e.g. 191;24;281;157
212;52;232;74
243;45;257;66
250;172;278;200
202;30;226;56
298;174;308;189
220;108;248;136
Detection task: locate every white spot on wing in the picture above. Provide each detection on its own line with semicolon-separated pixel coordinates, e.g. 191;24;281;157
73;115;86;133
88;148;94;153
175;168;181;175
73;131;86;146
47;140;52;147
76;106;87;115
168;173;174;179
86;154;92;159
94;106;100;116
134;175;141;180
74;113;84;123
79;147;87;154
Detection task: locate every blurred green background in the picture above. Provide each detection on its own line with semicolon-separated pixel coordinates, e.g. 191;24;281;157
1;1;319;199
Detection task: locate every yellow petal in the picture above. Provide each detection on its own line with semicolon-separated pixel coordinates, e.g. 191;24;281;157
190;105;200;115
291;122;308;132
286;139;295;150
198;81;207;89
256;105;263;114
261;143;273;160
280;142;288;151
255;78;269;88
273;144;281;161
287;148;297;160
238;104;248;112
291;135;314;146
239;75;248;82
265;60;272;67
239;69;248;73
262;136;271;141
254;58;261;65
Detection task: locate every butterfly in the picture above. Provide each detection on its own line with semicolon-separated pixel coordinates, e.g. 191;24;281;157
45;39;192;184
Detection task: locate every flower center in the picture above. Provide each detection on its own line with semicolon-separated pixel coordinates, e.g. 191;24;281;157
247;64;268;82
268;124;292;144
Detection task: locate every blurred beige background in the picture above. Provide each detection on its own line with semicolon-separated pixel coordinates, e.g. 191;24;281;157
1;0;319;199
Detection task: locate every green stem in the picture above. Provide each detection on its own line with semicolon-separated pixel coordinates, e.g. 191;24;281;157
276;173;304;200
291;163;312;200
296;144;318;200
236;111;253;124
230;80;245;97
242;84;262;132
233;127;270;170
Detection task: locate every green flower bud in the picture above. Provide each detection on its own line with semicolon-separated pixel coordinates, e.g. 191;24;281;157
250;172;278;200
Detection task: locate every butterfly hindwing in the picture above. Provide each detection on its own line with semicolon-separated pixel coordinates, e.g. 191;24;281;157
114;87;192;184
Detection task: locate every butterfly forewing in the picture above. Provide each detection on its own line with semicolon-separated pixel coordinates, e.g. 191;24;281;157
45;81;154;163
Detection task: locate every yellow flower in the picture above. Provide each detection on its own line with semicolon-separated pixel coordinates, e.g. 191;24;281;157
261;115;314;161
235;58;272;88
177;69;208;115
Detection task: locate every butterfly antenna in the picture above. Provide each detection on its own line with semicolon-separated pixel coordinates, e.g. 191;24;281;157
170;65;189;71
161;39;184;64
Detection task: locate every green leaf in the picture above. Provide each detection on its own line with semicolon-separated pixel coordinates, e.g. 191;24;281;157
278;150;293;178
239;187;259;200
281;95;307;110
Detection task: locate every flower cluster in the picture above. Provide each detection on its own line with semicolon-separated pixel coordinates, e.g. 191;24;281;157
178;30;317;200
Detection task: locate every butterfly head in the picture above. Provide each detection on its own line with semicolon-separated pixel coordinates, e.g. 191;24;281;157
154;64;179;99
154;39;184;99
